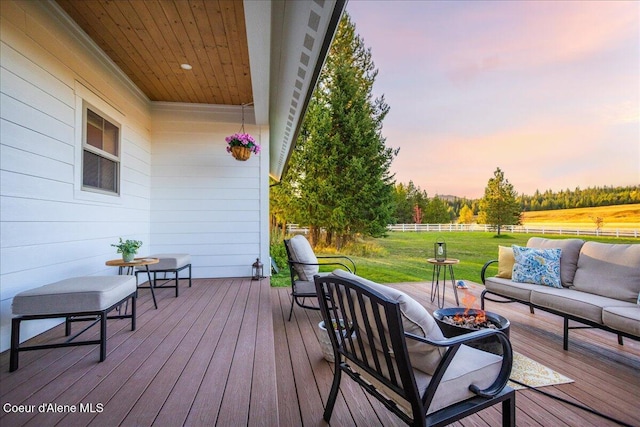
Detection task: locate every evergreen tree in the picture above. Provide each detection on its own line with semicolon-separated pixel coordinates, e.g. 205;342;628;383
424;196;451;223
277;13;397;248
479;167;522;235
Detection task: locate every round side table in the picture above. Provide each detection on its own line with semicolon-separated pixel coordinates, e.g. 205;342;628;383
426;258;460;309
106;258;160;309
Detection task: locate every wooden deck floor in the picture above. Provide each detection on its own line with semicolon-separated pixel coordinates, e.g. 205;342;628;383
1;278;639;426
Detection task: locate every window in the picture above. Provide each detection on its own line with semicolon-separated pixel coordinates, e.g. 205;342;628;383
83;105;120;194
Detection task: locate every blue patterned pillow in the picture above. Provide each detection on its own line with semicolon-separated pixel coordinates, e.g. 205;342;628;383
512;245;562;288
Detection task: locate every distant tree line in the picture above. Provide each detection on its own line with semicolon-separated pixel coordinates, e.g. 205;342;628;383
519;185;640;211
391;183;639;224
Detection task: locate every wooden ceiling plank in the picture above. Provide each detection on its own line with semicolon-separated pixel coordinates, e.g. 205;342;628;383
157;0;205;103
134;0;199;103
174;0;218;104
206;0;240;105
102;0;178;102
117;0;193;103
86;0;170;101
205;1;232;105
222;1;241;104
229;0;252;104
187;0;225;104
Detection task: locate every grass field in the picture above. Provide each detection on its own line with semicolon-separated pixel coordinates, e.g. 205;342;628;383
270;231;638;287
521;203;640;230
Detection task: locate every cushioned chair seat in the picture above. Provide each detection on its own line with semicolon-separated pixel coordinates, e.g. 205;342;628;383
356;344;502;415
12;276;137;315
145;253;191;271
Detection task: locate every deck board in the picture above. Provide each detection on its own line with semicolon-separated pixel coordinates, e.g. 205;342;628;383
1;277;638;426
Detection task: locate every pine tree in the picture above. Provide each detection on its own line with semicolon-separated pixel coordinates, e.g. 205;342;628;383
479;167;522;235
277;13;397;248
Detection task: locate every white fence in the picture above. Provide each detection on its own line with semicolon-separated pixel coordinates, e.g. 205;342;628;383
287;223;639;238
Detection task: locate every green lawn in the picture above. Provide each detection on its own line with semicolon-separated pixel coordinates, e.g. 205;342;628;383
270;232;638;286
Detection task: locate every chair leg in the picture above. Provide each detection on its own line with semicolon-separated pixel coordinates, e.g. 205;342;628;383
131;294;137;331
563;317;569;350
502;392;516;426
10;317;21;372
175;271;179;298
99;312;107;362
323;365;342;422
188;264;192;287
288;296;295;321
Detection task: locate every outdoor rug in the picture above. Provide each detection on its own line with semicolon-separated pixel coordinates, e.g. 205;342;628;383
508;351;574;390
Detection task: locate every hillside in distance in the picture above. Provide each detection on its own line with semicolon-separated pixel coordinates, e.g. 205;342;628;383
521;204;640;230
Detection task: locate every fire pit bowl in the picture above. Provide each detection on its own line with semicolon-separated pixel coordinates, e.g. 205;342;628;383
433;308;510;355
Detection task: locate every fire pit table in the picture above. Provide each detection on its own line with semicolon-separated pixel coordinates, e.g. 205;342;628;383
433;307;510;355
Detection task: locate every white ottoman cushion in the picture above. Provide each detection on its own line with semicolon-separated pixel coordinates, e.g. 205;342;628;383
146;253;191;271
12;276;136;315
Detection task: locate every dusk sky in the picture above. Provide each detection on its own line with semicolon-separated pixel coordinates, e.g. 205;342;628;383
347;0;639;199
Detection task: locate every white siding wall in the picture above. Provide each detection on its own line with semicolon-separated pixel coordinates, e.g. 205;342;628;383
151;105;270;278
0;1;152;351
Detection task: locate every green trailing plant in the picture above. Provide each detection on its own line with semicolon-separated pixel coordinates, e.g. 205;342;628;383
111;238;143;255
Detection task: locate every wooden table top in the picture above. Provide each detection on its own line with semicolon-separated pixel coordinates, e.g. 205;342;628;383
426;258;460;265
105;257;159;267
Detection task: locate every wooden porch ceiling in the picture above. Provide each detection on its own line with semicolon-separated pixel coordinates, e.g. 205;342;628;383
55;0;252;105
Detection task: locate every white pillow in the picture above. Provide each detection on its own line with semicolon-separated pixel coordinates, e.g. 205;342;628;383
288;235;319;281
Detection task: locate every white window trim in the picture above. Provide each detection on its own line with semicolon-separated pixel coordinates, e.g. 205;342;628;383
73;82;125;204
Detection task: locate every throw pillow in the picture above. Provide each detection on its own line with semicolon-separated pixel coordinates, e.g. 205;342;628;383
288;235;319;281
496;246;515;278
512;245;562;288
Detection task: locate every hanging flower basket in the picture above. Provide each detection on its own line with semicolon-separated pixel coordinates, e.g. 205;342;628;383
230;145;252;161
226;132;260;161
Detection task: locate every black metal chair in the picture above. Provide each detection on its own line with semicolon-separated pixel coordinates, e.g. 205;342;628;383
283;235;355;321
314;271;516;427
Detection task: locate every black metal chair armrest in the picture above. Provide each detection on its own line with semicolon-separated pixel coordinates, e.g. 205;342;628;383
481;259;499;284
289;259;355;274
406;329;513;398
405;327;501;348
317;255;356;273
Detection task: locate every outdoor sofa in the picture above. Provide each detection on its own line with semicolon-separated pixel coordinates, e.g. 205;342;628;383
481;237;640;350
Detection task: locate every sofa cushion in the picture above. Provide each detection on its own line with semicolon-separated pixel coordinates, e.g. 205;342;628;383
602;306;640;337
572;242;640;303
496;246;515;279
287;235;319;281
484;277;540;303
512;246;562;288
527;237;584;286
529;287;623;324
331;269;446;375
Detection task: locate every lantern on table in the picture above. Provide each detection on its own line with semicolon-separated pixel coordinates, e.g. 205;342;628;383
434;238;447;261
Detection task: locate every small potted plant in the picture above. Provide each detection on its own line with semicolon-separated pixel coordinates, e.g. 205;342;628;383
111;238;143;262
225;132;260;161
